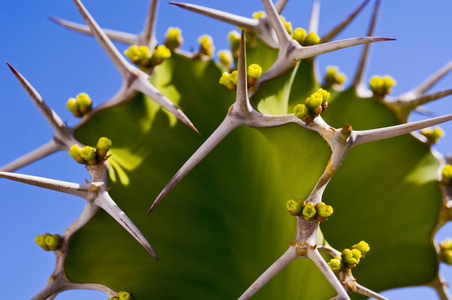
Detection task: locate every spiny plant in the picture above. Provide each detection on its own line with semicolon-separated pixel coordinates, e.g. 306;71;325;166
3;0;452;299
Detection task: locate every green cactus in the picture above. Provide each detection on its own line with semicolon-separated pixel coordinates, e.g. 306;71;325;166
2;0;452;299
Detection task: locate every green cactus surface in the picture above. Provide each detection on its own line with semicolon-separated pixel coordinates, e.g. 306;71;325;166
2;1;452;299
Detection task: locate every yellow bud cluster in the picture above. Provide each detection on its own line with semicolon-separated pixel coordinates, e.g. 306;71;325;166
66;93;92;118
293;88;330;123
286;200;333;221
369;75;396;97
124;44;171;69
292;27;320;46
328;241;370;272
219;64;262;90
324;66;346;87
35;233;62;251
199;35;215;58
69;137;112;165
420;127;443;144
164;27;183;51
440;239;452;265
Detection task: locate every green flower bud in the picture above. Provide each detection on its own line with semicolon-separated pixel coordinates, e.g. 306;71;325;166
441;249;452;265
303;32;320;46
80;146;96;162
442;164;452;185
66;98;79;113
302;202;316;221
328;256;343;272
252;11;265;19
421;127;444;144
228;31;241;58
440;238;452;251
293;104;309;119
352;241;370;258
293;28;307;45
118;291;132;300
164;27;183;50
199;35;214;58
305;93;323;110
342;248;362;267
45;234;62;250
218;50;233;69
315;202;333;218
286;199;304;216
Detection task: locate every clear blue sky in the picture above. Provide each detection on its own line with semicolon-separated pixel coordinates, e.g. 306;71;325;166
1;0;452;299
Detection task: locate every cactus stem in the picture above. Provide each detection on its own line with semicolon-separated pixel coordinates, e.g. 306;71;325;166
386;89;452;123
51;0;160;48
236;31;253;114
308;249;351;300
237;247;298;300
320;0;370;43
354;283;389;300
170;2;257;31
261;0;292;48
72;0;135;78
352;0;381;90
141;0;158;49
427;272;452;300
71;0;198;133
353;114;452;146
274;0;289;14
132;74;199;134
0;168;158;260
0;139;64;172
6;63;78;146
405;60;452;98
0;171;91;198
308;0;320;35
49;16;139;45
95;192;159;260
148;115;241;214
169;1;279;49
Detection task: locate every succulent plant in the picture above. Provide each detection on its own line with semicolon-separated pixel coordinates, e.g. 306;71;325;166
2;0;452;299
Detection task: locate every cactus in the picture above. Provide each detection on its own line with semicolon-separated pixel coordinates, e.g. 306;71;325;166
2;0;452;299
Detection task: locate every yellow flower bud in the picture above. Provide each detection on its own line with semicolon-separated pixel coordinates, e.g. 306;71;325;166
199;35;214;58
293;28;307;45
252;11;265;19
164;27;183;50
303;32;320;46
218;50;233;69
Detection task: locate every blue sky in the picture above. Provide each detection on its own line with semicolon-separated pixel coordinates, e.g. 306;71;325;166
1;0;452;299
